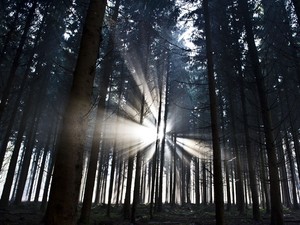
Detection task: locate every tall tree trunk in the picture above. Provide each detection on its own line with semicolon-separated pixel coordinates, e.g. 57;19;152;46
123;155;134;219
115;156;123;206
131;94;145;222
202;160;207;205
240;78;260;220
284;132;299;209
171;134;176;205
40;118;60;211
150;94;163;217
34;131;52;202
239;1;283;224
106;145;117;217
195;157;200;206
259;143;271;213
44;1;106;224
203;0;224;224
228;96;244;214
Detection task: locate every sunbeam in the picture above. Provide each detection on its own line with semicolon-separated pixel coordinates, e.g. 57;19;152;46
121;49;159;120
100;114;158;156
176;137;211;158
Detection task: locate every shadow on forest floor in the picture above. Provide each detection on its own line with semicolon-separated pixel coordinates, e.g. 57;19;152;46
0;203;300;225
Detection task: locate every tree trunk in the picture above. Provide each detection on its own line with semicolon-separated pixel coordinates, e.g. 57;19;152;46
239;1;283;224
131;94;145;222
195;157;200;206
34;131;52;202
44;0;106;224
259;143;271;213
123;155;134;219
203;0;224;223
202;160;207;205
171;134;176;205
106;146;117;217
228;96;244;214
240;78;260;220
116;155;123;206
284;132;299;209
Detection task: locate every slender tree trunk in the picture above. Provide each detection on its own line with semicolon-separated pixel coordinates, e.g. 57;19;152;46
106;146;117;217
131;94;145;222
171;134;176;205
116;156;123;206
277;137;291;208
44;1;106;224
195;157;200;206
259;144;271;213
150;100;162;217
202;160;207;205
239;1;283;224
284;132;299;209
34;132;52;202
123;155;134;219
131;151;142;222
203;0;224;223
228;96;244;214
231;162;235;205
240;78;260;220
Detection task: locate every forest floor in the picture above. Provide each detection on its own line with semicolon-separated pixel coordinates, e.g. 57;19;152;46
0;203;300;225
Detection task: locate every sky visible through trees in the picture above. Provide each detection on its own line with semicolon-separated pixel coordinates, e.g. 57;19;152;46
0;0;299;225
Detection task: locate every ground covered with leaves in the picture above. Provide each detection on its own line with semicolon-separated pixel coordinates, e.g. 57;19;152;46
0;203;300;225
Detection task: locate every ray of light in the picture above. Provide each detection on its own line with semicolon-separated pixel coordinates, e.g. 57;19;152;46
176;137;211;158
121;50;159;121
100;113;158;157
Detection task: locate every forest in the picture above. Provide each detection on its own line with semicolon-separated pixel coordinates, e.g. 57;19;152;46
0;0;300;224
